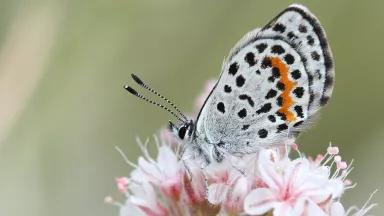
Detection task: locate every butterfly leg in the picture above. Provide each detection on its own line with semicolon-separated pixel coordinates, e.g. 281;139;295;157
213;145;224;163
181;158;193;181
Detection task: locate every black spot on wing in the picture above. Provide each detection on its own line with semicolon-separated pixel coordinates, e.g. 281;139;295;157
238;108;247;119
258;129;268;138
311;51;320;61
276;111;286;121
294;105;304;118
228;62;239;75
293;120;304;127
239;94;255;107
268;67;280;82
265;89;277;99
236;75;245;87
261;57;272;69
256;103;272;115
291;70;301;80
268;115;276;122
224;85;232;93
287;31;298;39
273;23;286;33
293;87;305;98
277;123;288;133
298;24;307;33
244;52;256;66
320;96;330;106
284;54;295;65
217;102;225;113
307;35;314;46
242;125;250;130
256;43;268;53
276;96;283;106
276;82;285;91
272;67;280;78
271;45;285;54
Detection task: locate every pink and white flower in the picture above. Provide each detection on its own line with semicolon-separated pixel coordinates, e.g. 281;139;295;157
205;159;251;213
107;141;375;216
106;81;376;216
131;144;183;201
243;148;345;216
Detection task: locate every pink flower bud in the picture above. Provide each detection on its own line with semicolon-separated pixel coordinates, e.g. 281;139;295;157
334;155;342;162
337;161;348;170
327;146;339;155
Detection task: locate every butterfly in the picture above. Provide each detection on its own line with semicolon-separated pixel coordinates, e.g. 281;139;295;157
125;4;334;164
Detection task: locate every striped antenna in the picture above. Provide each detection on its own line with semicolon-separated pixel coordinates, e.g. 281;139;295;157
130;74;188;121
124;85;186;123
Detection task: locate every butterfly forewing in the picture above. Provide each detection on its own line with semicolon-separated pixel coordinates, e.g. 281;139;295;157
195;4;334;154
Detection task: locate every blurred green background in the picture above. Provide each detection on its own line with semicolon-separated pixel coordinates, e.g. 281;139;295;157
0;0;382;215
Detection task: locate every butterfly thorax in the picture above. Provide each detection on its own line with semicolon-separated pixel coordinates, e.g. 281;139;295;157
182;127;223;164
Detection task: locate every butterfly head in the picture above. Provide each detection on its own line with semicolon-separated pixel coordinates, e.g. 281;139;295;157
169;120;195;141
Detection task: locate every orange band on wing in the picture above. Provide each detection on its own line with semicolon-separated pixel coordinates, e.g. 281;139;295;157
270;57;296;122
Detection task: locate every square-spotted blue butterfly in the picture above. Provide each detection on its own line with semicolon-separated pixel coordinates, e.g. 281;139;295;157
124;4;334;164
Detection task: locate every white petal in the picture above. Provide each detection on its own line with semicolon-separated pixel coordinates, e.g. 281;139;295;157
207;183;229;204
290;160;327;194
327;179;345;198
120;201;146;216
205;159;231;182
129;182;158;208
330;202;345;216
157;146;179;177
231;176;248;200
293;198;306;215
138;157;162;180
130;168;146;183
257;150;283;190
243;188;277;215
283;159;305;187
273;203;296;216
128;196;149;210
305;200;327;216
307;190;331;204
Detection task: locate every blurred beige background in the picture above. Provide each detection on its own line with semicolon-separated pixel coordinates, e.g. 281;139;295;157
0;0;382;215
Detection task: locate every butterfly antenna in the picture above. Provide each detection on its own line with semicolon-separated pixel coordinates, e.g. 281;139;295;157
124;85;186;123
130;74;188;121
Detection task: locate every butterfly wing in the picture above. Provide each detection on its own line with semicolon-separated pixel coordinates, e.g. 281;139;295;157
195;4;334;154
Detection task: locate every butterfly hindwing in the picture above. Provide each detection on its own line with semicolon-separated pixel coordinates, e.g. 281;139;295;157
195;4;334;154
259;4;334;112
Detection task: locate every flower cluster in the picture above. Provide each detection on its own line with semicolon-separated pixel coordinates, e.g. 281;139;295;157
106;81;376;216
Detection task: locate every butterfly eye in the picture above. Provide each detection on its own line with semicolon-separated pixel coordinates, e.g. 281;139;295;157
178;126;187;139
